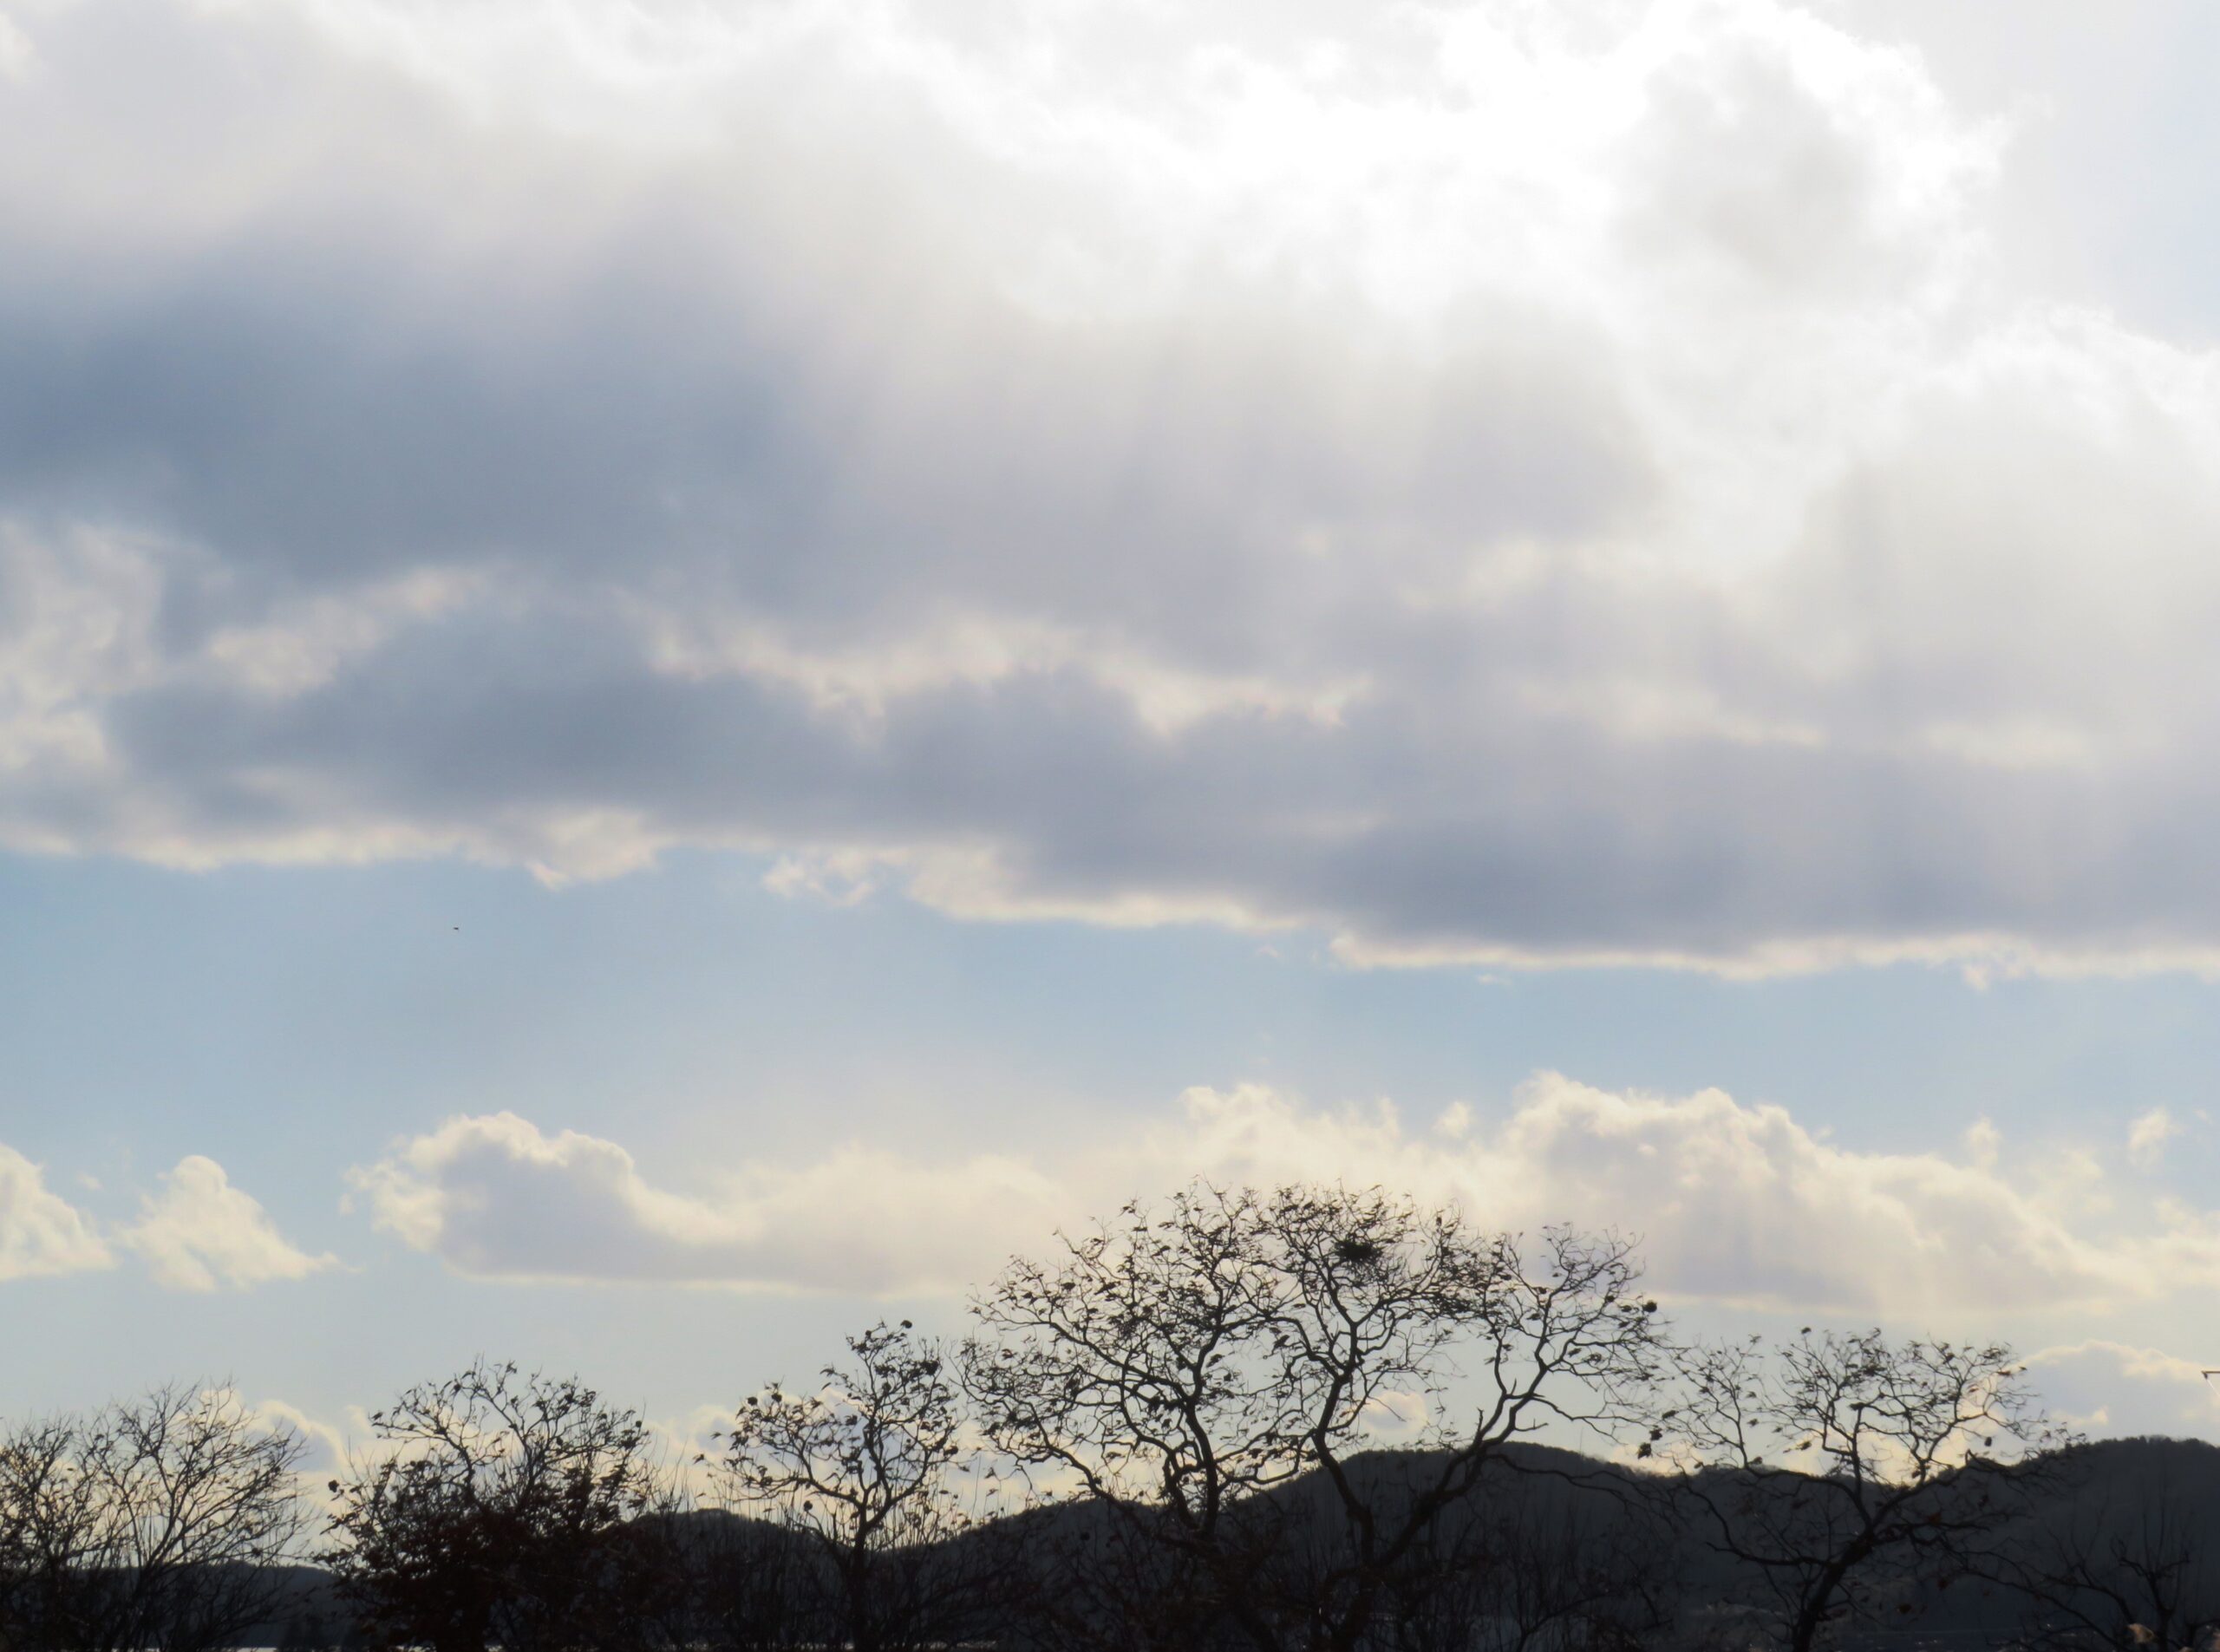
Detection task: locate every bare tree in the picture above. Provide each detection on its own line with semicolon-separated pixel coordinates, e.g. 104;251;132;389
2004;1475;2220;1652
1376;1476;1675;1652
0;1385;307;1652
0;1417;82;1647
676;1512;815;1652
325;1360;674;1652
1009;1500;1243;1652
1662;1329;2064;1652
963;1181;1667;1652
717;1320;1015;1652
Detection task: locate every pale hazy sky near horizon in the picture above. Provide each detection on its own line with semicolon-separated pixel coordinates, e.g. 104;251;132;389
8;0;2220;1465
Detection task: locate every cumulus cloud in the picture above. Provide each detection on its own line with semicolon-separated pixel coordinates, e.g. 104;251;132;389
0;1143;331;1292
1152;1078;2196;1314
120;1155;339;1291
350;1074;2220;1315
348;1112;1065;1294
0;1145;113;1281
4;0;2220;975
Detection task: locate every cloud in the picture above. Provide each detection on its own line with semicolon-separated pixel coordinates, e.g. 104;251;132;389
1152;1078;2182;1316
2;0;2219;976
348;1111;1065;1294
2027;1341;2220;1439
351;1074;2220;1316
1357;1388;1433;1443
120;1156;340;1291
246;1394;352;1479
5;1141;330;1292
2128;1106;2183;1172
0;1145;113;1281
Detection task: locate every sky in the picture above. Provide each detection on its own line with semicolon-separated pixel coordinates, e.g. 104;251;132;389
8;0;2220;1465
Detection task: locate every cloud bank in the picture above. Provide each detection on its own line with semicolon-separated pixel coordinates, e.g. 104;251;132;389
353;1074;2220;1314
0;0;2217;974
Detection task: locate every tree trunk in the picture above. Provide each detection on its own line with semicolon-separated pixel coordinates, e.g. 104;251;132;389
1790;1553;1860;1652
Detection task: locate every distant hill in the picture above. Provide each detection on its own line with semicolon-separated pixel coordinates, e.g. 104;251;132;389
221;1436;2220;1647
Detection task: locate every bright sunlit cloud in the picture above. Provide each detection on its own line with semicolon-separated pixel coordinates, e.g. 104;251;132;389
0;1144;113;1283
349;1073;2220;1318
0;1143;329;1292
121;1155;341;1292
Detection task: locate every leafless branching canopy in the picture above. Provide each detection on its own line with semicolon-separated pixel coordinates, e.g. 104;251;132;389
717;1319;1016;1652
1662;1328;2066;1652
1999;1468;2220;1652
0;1383;306;1652
963;1180;1666;1652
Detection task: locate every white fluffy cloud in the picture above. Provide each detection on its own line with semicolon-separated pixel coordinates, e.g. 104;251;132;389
348;1112;1066;1294
1;0;2217;974
121;1155;339;1292
351;1074;2220;1315
0;1145;330;1292
0;1145;112;1281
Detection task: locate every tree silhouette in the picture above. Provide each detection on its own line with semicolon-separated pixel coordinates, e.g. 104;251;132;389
964;1181;1666;1652
671;1511;813;1652
1374;1474;1673;1652
324;1360;674;1652
1662;1328;2065;1652
717;1320;1015;1652
0;1192;2125;1652
2003;1468;2220;1652
0;1384;306;1652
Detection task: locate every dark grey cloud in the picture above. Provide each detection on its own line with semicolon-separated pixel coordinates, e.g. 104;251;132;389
3;0;2217;973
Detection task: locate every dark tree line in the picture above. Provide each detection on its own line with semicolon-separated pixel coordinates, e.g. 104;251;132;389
5;1179;2188;1652
0;1385;307;1650
323;1363;681;1652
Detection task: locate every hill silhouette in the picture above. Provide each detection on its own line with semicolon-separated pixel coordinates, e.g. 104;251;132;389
195;1436;2220;1648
